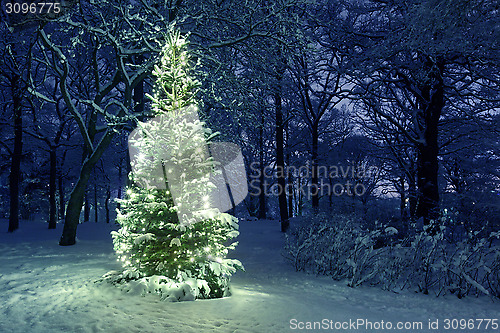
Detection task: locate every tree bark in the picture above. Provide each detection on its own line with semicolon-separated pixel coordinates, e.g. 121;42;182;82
48;148;57;229
84;193;90;222
286;117;293;218
399;174;406;219
60;131;115;245
58;173;64;220
117;157;123;211
105;186;111;224
8;73;22;233
125;145;132;188
415;58;444;227
311;123;319;212
287;154;293;219
275;90;289;232
298;176;303;216
133;77;144;115
94;182;98;223
257;109;266;219
60;165;91;245
408;167;418;218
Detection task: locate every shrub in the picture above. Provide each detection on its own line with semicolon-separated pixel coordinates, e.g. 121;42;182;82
284;212;500;298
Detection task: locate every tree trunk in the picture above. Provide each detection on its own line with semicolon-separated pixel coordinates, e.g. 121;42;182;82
59;131;115;245
57;150;67;221
275;90;288;232
298;176;303;216
60;163;92;245
105;186;111;224
125;145;132;188
58;173;64;221
399;174;407;219
286;119;293;219
94;182;98;223
258;164;267;219
287;160;294;219
84;193;90;222
48;148;57;229
416;139;440;224
8;73;22;233
117;158;123;211
134;83;144;114
311;123;319;212
416;58;444;227
257;110;266;219
408;175;417;218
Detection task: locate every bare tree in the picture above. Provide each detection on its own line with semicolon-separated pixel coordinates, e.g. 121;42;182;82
338;0;500;227
32;2;172;244
0;24;38;232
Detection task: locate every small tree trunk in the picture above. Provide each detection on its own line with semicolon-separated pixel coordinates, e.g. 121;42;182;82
125;146;132;188
117;158;123;210
287;167;294;219
133;77;144;115
84;193;90;222
8;73;22;233
298;176;303;216
311;123;319;212
257;110;266;219
408;169;418;218
58;173;64;220
94;183;98;223
294;176;298;214
399;174;407;219
258;165;267;219
105;186;111;224
286;121;293;218
275;90;288;232
48;148;57;229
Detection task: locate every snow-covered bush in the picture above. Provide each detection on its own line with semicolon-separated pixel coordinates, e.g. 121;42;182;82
284;214;362;279
284;213;500;298
101;270;233;302
485;244;500;297
402;218;500;298
346;228;393;288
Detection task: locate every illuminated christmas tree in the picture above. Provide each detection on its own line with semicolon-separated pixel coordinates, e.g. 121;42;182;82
110;30;243;301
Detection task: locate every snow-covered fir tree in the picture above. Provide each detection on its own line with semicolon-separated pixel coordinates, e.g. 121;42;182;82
110;30;243;301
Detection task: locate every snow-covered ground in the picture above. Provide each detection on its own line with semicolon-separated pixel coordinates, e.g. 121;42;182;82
0;219;498;333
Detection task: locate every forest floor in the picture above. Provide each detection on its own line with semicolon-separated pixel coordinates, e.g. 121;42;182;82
0;218;498;333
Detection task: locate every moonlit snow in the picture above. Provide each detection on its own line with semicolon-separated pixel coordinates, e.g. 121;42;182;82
1;219;498;332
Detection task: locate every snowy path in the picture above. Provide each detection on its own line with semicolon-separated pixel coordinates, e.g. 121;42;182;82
0;219;498;333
